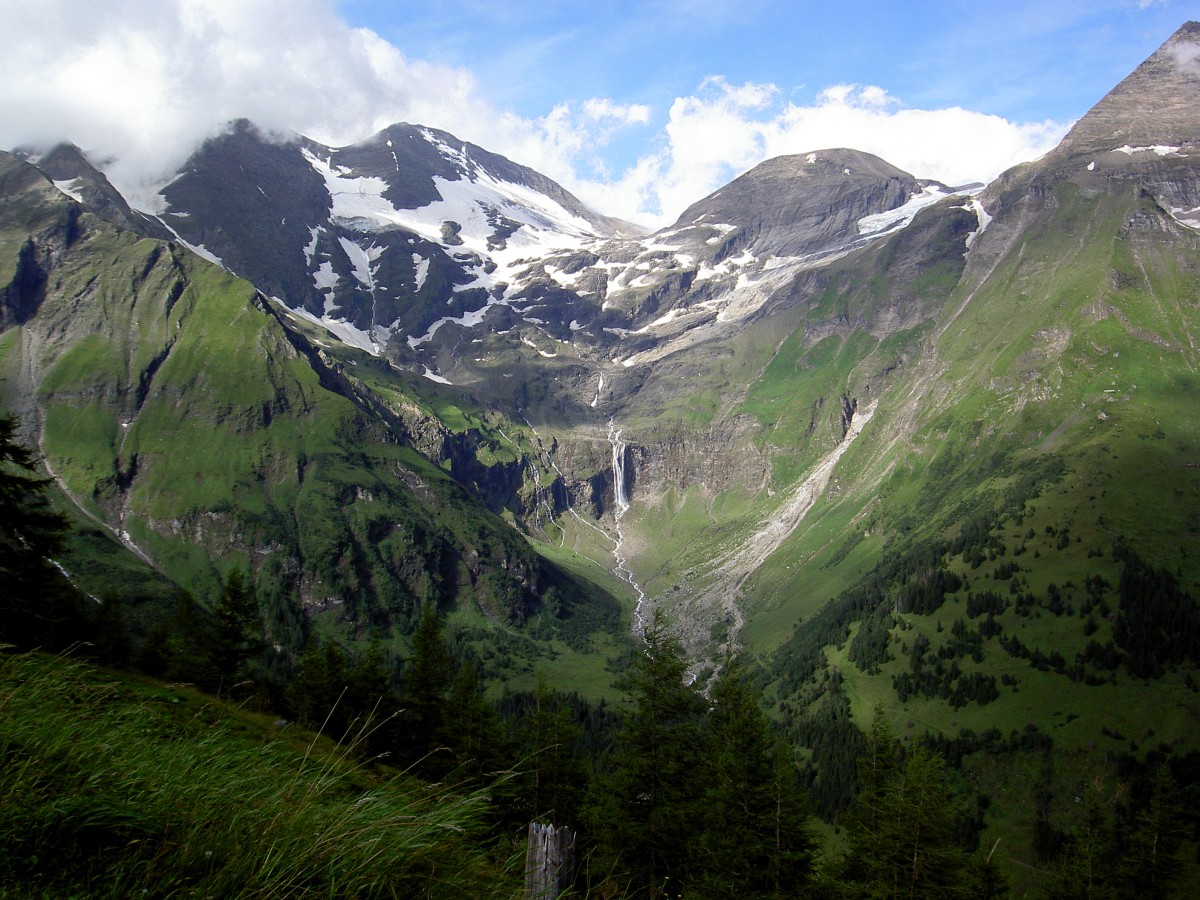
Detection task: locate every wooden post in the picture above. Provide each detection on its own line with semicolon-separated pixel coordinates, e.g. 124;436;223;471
525;821;575;899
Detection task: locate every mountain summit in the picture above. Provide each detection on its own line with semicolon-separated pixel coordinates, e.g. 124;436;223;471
1054;21;1200;159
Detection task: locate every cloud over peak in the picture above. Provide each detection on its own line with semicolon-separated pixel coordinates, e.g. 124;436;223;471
1;0;1067;228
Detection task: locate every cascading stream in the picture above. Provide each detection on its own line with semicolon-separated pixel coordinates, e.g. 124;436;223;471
608;418;647;633
500;416;650;636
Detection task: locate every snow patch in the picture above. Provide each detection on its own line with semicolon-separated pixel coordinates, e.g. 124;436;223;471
544;264;582;287
312;261;338;292
857;186;949;236
521;335;557;357
412;253;430;291
630;306;707;334
304;226;322;265
963;197;993;250
153;215;225;267
407;298;498;348
338;237;384;289
287;305;380;355
421;366;452;384
1113;145;1181;157
1169;205;1200;231
51;178;84;203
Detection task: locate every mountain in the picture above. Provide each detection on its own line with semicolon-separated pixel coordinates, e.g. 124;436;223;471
0;147;626;680
138;119;634;363
3;21;1200;890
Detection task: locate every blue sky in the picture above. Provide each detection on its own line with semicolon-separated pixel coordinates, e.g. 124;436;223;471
340;0;1185;132
335;0;1196;221
2;0;1196;225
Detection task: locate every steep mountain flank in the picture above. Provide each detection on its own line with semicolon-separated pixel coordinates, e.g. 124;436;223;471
0;150;624;664
29;143;171;240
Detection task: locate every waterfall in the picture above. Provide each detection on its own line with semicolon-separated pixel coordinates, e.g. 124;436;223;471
509;415;648;636
607;417;647;633
608;418;629;515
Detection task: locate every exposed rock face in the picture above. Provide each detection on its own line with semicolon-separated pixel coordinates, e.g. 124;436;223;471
33;143;170;239
974;22;1200;295
96;118;963;411
158;120;334;311
632;418;771;496
50;126;969;556
149;120;626;359
0;150;568;630
671;149;930;259
1052;21;1200;160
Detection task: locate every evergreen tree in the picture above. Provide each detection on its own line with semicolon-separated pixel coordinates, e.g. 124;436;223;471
433;660;507;782
288;638;400;751
345;641;396;717
692;655;816;897
165;590;219;688
836;706;968;898
88;593;132;667
1045;763;1188;900
288;637;351;734
208;568;265;697
1118;764;1187;899
398;604;454;766
517;671;590;828
0;414;87;648
586;612;709;897
1041;773;1119;900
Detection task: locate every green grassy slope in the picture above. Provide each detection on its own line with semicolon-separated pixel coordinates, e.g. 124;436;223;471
0;650;517;897
720;155;1200;890
0;152;630;689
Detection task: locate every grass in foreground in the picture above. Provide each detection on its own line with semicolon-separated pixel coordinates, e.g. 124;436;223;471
0;651;518;898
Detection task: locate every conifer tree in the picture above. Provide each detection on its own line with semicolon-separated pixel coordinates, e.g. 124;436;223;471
433;660;507;781
346;641;395;716
208;568;265;697
288;637;351;733
518;671;589;828
1045;763;1188;900
399;604;454;765
836;706;968;898
88;593;131;666
165;590;219;688
693;655;816;897
0;414;87;648
586;612;709;897
1118;764;1187;898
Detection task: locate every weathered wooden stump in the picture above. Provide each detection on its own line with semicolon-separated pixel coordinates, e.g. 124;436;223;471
525;821;575;899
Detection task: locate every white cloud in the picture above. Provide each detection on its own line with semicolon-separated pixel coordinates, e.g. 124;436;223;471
0;0;478;196
0;0;1066;231
1167;41;1200;78
568;81;1068;228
